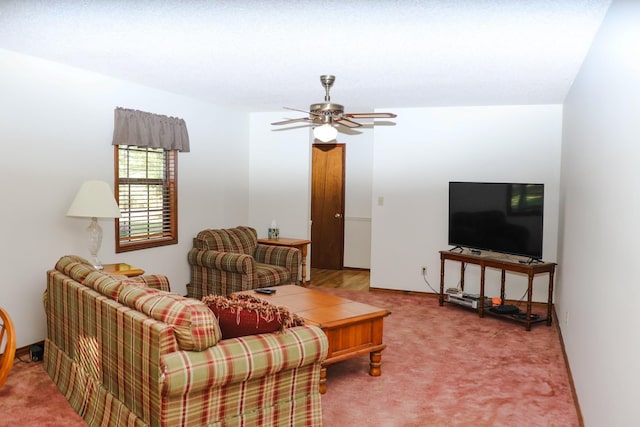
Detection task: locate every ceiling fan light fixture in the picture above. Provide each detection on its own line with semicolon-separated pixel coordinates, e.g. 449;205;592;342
313;124;338;142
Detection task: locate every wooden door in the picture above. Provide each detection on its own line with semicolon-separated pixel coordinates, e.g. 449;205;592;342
311;143;345;269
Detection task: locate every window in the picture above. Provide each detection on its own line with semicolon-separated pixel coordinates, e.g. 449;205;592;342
114;145;178;252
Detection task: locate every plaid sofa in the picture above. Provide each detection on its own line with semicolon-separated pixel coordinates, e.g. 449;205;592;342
43;255;328;427
187;226;301;298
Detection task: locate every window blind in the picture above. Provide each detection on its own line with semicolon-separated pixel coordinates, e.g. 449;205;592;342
115;145;177;251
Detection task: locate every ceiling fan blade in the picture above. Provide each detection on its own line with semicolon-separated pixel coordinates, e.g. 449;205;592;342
336;124;363;135
350;121;397;128
283;106;322;118
334;117;362;128
271;117;312;126
272;123;314;131
345;112;397;119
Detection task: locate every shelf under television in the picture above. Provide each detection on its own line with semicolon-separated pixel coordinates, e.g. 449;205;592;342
439;250;557;331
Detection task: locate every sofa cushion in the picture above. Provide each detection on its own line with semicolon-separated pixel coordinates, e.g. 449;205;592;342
119;284;221;350
83;270;171;299
225;226;258;255
202;294;305;339
126;274;171;292
55;254;93;269
195;229;231;251
55;255;95;283
255;263;291;287
195;226;257;255
83;271;125;299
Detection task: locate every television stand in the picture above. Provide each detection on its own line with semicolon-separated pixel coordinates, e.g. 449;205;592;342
438;250;556;331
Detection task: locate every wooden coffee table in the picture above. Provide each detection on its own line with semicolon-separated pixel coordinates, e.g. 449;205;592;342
237;285;390;393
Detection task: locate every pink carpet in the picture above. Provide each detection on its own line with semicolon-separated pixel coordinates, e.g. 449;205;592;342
318;287;579;427
0;288;579;426
0;358;85;426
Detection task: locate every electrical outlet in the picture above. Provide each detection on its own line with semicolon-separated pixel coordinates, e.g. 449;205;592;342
564;311;570;325
421;266;427;275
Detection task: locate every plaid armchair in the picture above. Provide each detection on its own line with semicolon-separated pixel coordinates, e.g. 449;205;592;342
187;226;301;298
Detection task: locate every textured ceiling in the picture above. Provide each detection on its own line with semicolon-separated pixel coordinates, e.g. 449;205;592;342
0;0;612;112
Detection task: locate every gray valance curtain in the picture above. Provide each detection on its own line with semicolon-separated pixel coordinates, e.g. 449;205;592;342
112;107;190;152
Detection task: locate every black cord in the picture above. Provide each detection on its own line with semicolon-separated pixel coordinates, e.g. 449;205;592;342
516;287;529;309
432;263;466;294
422;272;440;294
15;354;33;364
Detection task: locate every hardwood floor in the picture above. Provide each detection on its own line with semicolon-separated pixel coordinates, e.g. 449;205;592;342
308;268;370;291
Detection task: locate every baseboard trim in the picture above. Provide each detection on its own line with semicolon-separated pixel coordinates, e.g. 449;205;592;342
553;309;584;426
15;343;31;359
369;286;436;298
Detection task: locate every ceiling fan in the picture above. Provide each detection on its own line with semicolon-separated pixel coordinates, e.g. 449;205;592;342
271;75;397;142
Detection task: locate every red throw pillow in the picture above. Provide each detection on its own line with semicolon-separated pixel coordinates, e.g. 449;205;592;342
202;293;304;339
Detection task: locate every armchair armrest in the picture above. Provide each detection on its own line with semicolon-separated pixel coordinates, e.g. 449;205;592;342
254;245;300;269
160;325;328;397
188;248;254;275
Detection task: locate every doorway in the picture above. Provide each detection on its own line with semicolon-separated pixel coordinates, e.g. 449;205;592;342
311;143;345;269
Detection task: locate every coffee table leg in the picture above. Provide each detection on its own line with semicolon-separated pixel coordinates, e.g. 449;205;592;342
369;351;382;376
319;366;327;394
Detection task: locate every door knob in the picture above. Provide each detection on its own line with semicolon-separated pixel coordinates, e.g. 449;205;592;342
335;213;342;218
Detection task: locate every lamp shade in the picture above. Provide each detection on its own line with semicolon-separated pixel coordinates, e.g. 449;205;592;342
313;124;338;142
67;180;122;219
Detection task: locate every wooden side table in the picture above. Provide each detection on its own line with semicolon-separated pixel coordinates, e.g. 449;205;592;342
257;237;311;286
102;263;145;277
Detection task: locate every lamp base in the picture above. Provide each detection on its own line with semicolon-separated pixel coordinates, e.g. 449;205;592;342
91;259;104;270
87;217;104;270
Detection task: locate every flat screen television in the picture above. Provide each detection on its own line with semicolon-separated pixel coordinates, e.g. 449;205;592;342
448;182;544;259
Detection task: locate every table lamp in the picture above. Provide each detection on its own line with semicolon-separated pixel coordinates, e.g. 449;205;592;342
66;180;121;269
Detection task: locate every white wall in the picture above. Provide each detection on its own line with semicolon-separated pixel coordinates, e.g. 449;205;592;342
248;112;312;241
559;1;640;425
248;105;562;298
0;49;250;348
343;128;375;268
371;105;563;300
248;112;376;275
